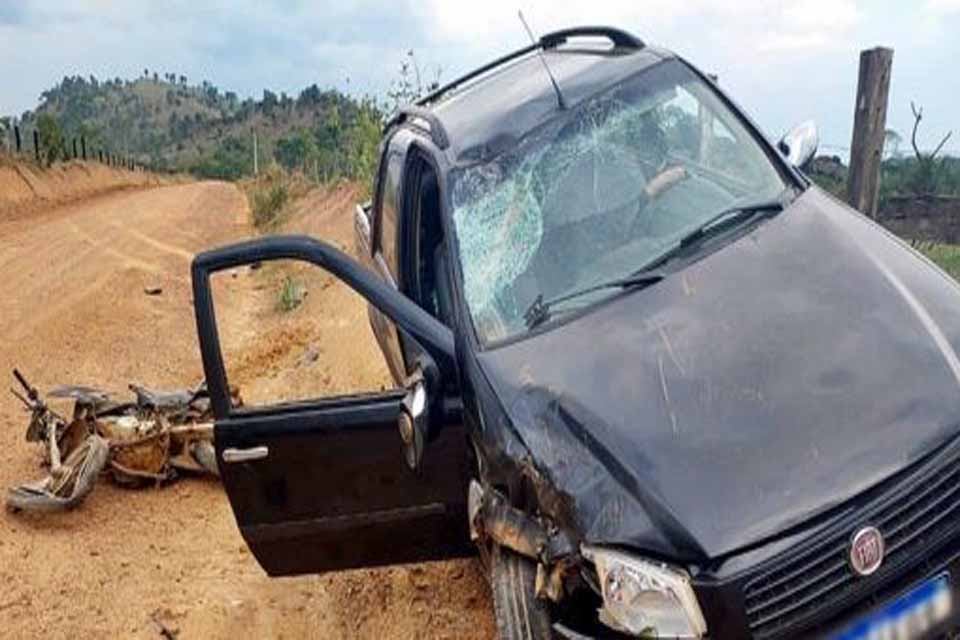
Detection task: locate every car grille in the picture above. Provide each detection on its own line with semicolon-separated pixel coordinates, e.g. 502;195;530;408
741;439;960;638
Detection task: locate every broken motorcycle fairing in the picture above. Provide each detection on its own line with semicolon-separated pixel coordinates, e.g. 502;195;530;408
6;369;235;513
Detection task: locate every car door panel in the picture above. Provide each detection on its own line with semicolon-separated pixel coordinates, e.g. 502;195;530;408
192;236;470;576
218;395;471;575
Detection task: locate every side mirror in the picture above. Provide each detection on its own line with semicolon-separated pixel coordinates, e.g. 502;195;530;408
778;120;819;170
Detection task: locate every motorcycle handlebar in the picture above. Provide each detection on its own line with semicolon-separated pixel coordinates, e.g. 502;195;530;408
12;369;39;401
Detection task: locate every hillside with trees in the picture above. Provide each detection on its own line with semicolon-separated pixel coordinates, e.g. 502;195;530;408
7;69;387;182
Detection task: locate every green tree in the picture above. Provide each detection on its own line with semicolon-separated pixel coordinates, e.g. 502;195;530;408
275;128;318;171
342;101;384;188
36;113;66;165
189;135;252;180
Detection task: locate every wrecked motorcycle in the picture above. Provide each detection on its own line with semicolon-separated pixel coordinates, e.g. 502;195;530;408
6;369;234;513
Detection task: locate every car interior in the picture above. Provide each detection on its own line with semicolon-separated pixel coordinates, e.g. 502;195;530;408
404;157;455;329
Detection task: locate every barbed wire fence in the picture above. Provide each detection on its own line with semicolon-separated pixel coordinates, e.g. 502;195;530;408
0;120;157;173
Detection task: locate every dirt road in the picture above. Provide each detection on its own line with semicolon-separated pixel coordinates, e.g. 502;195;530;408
0;181;494;639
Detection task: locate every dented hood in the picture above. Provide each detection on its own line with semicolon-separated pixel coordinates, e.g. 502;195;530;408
477;187;960;560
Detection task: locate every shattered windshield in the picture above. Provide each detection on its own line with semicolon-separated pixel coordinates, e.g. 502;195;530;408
451;59;788;344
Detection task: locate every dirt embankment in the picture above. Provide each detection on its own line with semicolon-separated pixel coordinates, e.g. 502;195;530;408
0;156;178;221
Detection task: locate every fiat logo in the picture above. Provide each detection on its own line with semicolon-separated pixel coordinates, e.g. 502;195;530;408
849;526;885;576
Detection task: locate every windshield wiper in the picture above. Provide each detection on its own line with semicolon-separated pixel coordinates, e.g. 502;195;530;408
524;271;665;329
632;196;787;274
521;195;788;330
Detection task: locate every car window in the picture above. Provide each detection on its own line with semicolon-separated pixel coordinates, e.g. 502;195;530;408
376;150;403;278
209;259;397;408
450;59;788;345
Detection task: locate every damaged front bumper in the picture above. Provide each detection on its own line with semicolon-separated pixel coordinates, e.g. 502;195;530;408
467;479;707;638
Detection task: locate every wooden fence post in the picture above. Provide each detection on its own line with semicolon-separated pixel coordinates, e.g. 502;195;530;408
14;126;21;152
847;47;894;218
33;130;40;162
81;137;86;160
72;138;78;159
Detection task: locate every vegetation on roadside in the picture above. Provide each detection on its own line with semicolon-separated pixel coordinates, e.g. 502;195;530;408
810;155;960;209
920;244;960;282
276;275;306;312
252;181;290;228
241;165;315;230
809;103;957;205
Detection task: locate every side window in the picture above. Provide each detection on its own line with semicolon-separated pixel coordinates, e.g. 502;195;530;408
409;164;444;322
376;151;404;278
210;259;397;408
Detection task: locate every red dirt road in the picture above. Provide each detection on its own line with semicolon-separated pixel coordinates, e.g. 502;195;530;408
0;181;494;639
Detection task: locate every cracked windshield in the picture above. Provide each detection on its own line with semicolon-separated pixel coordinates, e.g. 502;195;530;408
452;59;787;343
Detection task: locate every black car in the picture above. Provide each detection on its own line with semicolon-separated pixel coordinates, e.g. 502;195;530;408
192;27;960;639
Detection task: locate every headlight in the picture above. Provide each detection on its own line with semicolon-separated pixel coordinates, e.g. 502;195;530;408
582;545;707;638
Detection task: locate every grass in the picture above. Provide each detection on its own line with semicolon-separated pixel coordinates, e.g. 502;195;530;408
242;164;314;230
276;275;306;312
252;182;289;229
921;244;960;282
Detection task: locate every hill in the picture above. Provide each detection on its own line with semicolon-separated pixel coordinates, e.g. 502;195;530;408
7;71;383;182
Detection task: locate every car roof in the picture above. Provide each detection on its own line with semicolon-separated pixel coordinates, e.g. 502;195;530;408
419;40;673;164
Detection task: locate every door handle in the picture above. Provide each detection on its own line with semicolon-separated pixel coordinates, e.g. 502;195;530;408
222;446;269;463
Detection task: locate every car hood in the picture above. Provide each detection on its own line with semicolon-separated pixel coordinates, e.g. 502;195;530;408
476;187;960;560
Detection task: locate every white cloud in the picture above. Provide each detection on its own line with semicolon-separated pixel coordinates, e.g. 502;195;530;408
755;0;861;54
415;0;862;59
781;0;860;31
926;0;960;13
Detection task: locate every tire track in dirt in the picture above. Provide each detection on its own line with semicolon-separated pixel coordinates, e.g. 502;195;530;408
0;180;495;639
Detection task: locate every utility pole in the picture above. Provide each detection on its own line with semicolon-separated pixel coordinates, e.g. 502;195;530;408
847;47;894;218
252;129;259;176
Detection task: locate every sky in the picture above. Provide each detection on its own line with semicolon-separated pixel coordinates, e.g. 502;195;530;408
1;0;958;156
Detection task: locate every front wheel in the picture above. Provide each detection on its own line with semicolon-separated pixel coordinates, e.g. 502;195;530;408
490;544;554;640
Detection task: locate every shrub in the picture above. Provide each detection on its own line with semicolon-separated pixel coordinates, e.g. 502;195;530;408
276;275;305;312
252;182;289;228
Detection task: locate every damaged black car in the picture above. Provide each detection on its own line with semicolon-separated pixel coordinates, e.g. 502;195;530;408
192;27;960;639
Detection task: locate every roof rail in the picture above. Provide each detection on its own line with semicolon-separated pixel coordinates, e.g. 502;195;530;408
417;26;644;107
384;105;451;150
416;42;540;108
540;26;644;50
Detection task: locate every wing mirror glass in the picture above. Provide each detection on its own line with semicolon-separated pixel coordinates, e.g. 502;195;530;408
778;120;819;170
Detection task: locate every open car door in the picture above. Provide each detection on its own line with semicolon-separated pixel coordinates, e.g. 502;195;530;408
192;235;471;576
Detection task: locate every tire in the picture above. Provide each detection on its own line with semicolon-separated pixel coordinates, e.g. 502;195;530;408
490;544;554;640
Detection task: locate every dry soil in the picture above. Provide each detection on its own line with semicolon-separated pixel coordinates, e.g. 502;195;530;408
0;180;495;639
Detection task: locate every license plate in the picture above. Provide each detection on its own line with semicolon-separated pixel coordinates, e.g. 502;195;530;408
834;573;953;640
